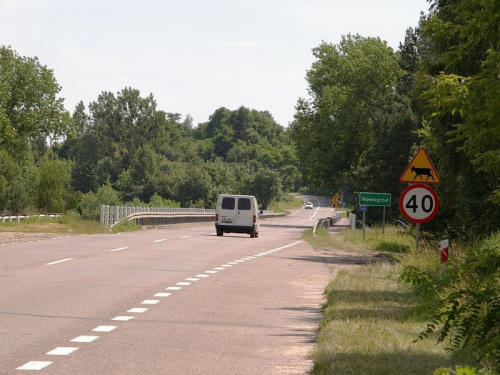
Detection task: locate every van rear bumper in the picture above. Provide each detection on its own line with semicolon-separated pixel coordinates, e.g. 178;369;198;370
215;223;257;234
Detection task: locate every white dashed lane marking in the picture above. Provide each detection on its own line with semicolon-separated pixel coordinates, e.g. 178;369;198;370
92;326;117;332
16;240;305;372
111;316;134;321
16;361;53;370
153;239;166;243
71;335;99;343
110;247;128;252
141;300;160;305
45;258;73;266
154;292;171;297
128;307;148;313
46;347;78;356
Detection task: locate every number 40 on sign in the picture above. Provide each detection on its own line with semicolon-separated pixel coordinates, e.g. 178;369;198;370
399;184;440;224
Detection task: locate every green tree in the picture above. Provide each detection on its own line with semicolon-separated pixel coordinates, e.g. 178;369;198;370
0;150;18;211
79;192;100;220
37;152;72;212
247;169;282;210
5;178;32;214
415;0;500;236
96;181;121;206
61;88;190;194
291;35;402;192
0;46;70;158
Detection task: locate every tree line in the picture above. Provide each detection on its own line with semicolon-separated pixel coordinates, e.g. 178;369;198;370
1;0;498;239
287;1;499;370
290;0;500;240
0;47;300;218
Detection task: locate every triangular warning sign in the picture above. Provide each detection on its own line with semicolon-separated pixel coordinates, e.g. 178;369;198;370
400;147;441;184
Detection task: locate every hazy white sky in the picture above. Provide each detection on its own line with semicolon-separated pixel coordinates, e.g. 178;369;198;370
1;0;430;127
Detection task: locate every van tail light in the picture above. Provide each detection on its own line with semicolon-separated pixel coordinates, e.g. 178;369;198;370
215;213;218;221
253;215;257;223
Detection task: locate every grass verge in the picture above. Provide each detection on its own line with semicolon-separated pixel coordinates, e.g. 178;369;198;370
112;220;141;233
307;226;473;375
269;193;305;214
0;211;106;234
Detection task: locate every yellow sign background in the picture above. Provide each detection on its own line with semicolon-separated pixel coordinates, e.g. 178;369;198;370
400;147;441;184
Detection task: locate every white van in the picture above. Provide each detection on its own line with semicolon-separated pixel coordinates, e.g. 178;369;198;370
215;194;260;238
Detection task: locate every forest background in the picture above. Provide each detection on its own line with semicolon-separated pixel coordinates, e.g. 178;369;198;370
1;0;499;241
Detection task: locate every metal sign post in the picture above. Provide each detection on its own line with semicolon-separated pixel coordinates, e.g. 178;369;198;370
382;207;386;234
358;192;391;237
416;223;420;250
362;207;366;240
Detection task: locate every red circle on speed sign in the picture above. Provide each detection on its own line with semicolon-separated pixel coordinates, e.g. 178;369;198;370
399;184;439;224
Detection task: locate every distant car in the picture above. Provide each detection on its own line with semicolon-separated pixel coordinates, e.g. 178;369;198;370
304;202;313;209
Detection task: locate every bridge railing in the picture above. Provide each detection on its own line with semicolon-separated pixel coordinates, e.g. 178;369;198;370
100;205;216;227
313;215;342;234
0;214;61;224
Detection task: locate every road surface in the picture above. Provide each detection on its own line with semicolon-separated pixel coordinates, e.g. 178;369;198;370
1;196;343;374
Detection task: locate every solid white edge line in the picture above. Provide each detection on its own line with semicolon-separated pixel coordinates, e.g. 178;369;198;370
45;258;73;266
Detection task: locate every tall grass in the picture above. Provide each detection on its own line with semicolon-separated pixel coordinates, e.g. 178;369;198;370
0;211;106;234
308;226;474;375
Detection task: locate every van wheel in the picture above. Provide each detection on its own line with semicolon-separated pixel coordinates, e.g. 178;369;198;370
255;232;259;238
217;229;223;236
250;231;256;238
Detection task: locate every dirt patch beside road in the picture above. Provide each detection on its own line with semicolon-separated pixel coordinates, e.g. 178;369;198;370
0;232;65;245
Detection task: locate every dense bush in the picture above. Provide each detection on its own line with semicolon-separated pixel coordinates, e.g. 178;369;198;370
401;233;500;372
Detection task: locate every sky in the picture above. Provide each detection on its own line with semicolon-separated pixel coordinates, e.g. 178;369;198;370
1;0;430;127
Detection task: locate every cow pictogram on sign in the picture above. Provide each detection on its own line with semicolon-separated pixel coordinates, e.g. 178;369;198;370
400;147;441;184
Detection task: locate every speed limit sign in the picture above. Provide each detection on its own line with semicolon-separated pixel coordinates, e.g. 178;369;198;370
399;184;439;223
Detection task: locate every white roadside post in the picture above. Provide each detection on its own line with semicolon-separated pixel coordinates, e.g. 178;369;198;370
440;239;449;270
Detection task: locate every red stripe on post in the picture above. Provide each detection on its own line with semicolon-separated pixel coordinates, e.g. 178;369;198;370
440;239;449;263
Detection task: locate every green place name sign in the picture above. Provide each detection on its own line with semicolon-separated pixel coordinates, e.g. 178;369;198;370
359;192;391;207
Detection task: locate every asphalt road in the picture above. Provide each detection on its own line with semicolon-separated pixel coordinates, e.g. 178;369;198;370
1;196;339;374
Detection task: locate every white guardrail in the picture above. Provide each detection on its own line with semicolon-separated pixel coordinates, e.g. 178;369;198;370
0;214;61;223
100;205;216;227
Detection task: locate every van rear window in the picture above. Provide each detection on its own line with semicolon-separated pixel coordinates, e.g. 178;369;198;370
238;198;251;210
221;197;235;210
